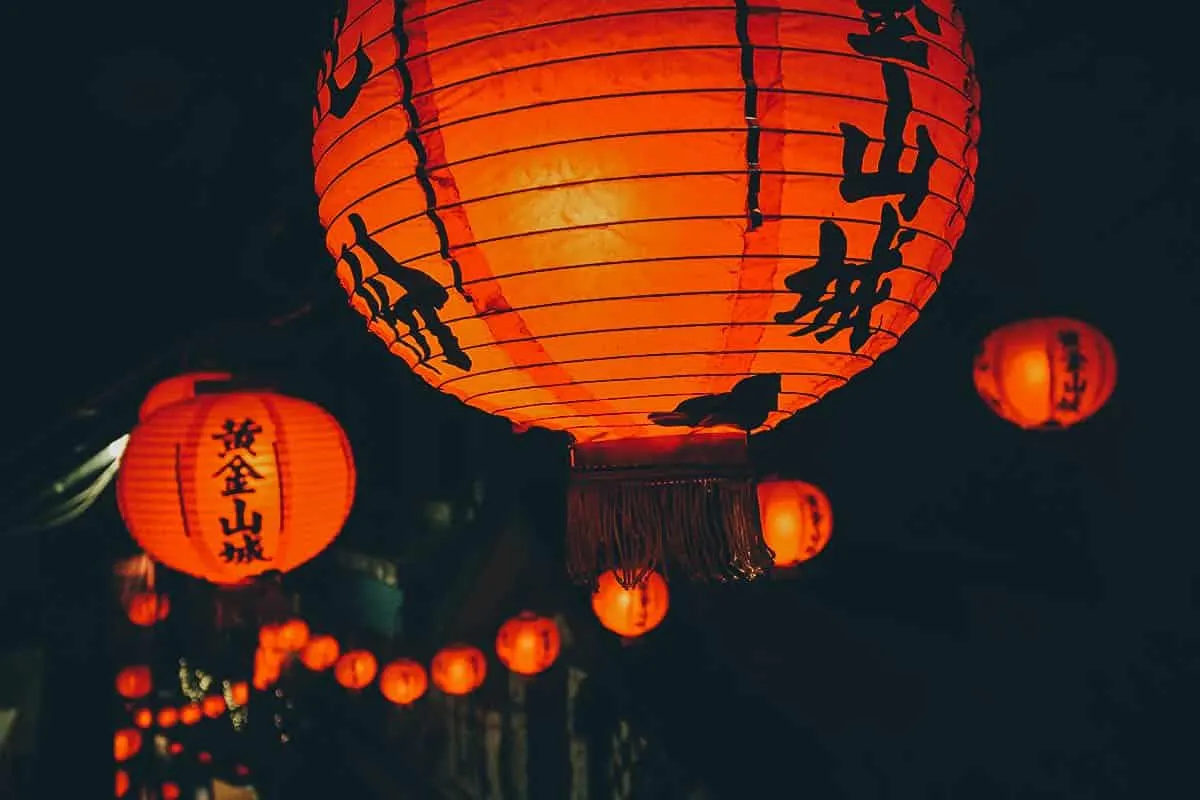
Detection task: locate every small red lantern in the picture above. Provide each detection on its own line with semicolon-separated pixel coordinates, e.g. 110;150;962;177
379;659;429;705
202;695;226;718
495;612;561;676
126;592;170;626
168;741;184;756
229;681;250;706
756;478;833;568
198;751;213;764
116;665;152;699
132;708;152;729
114;729;142;762
161;782;181;800
301;635;340;671
156;708;179;728
591;570;669;638
138;372;233;421
179;703;202;726
335;650;378;690
431;645;487;696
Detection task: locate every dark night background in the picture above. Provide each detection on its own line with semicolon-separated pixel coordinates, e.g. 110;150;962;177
2;1;1198;798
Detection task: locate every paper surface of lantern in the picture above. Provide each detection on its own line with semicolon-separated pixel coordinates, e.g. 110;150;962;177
592;570;670;638
379;659;429;705
138;372;233;422
157;708;179;728
127;591;170;626
974;318;1116;430
757;478;833;567
495;612;561;676
117;391;356;584
313;0;978;583
116;665;152;699
335;649;379;689
301;635;341;671
431;645;487;695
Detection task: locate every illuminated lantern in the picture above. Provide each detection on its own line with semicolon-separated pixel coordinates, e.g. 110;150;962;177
168;741;184;756
276;618;311;651
138;372;233;421
116;665;152;699
974;318;1116;430
495;612;561;676
229;681;250;706
116;770;130;798
378;659;429;705
202;695;226;718
116;391;356;584
179;703;202;726
162;782;182;800
259;624;281;651
334;649;378;689
431;645;487;696
198;751;213;765
301;635;340;671
126;591;170;626
756;478;833;567
114;729;142;762
254;646;284;689
157;708;179;728
592;570;669;638
132;708;152;729
313;0;979;585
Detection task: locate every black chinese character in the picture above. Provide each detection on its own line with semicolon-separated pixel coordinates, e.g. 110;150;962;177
218;534;272;565
219;497;263;537
774;203;914;352
316;5;373;120
213;456;263;497
1056;330;1088;412
804;494;825;555
848;1;941;68
212;418;263;457
840;62;937;221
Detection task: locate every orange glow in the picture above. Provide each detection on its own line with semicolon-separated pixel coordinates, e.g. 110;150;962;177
116;665;152;699
229;681;250;706
235;764;251;777
276;618;311;651
756;478;833;567
592;570;669;638
179;703;202;726
254;646;285;689
116;770;130;797
495;612;561;676
259;624;281;651
126;592;170;626
301;635;341;671
202;695;226;718
335;650;379;689
379;659;429;705
431;645;488;696
313;1;979;444
114;729;142;762
156;708;179;728
138;372;233;422
116;391;356;584
168;741;184;755
132;708;153;729
162;782;181;800
974;318;1117;430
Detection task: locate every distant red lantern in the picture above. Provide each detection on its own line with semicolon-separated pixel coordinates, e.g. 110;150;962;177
756;478;833;568
116;391;356;584
138;372;233;422
168;741;184;756
301;635;340;671
495;612;561;676
974;318;1117;430
116;666;152;700
126;591;170;626
431;645;487;696
229;681;250;706
116;770;130;797
202;695;226;718
254;646;284;690
276;618;311;651
379;659;428;705
114;729;142;762
592;570;669;638
156;708;179;728
198;751;213;765
335;650;378;690
259;624;281;651
179;703;202;726
161;782;181;800
132;708;152;729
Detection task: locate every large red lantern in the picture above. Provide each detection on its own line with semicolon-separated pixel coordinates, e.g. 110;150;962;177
116;390;356;584
757;478;833;567
495;612;561;676
974;318;1116;430
313;0;979;585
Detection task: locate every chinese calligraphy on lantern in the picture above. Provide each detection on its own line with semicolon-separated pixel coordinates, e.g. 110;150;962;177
1056;330;1088;412
211;418;271;565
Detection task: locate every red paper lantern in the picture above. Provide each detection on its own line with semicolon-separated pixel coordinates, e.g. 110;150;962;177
431;645;487;696
114;729;142;762
312;0;979;584
301;635;341;671
495;612;561;676
179;703;202;726
116;665;152;699
156;708;179;728
126;592;170;626
276;618;311;651
229;682;250;706
116;770;130;798
202;695;226;718
161;782;181;800
379;659;429;705
335;650;378;689
138;372;233;421
592;570;669;638
974;318;1117;430
132;708;152;729
757;478;833;567
117;391;356;584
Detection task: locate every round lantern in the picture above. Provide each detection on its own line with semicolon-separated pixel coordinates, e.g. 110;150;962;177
974;318;1116;430
254;646;284;689
301;635;341;671
495;612;561;676
379;659;429;705
179;703;202;726
138;372;233;421
335;649;378;689
116;390;356;584
276;618;311;651
114;729;142;762
592;570;669;638
431;645;488;696
313;0;979;586
161;782;182;800
202;695;226;718
229;681;250;706
116;665;152;699
756;478;833;568
132;708;152;729
156;708;179;728
126;592;170;626
116;769;130;798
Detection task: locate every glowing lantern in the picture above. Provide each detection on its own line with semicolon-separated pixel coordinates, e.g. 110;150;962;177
168;741;184;756
179;703;202;726
756;478;833;567
114;729;142;762
198;751;213;764
229;681;250;706
379;659;429;705
259;624;281;651
116;770;130;797
334;650;378;689
313;0;979;585
301;635;340;671
592;570;669;638
276;618;311;651
495;612;561;676
126;592;170;626
431;645;487;696
974;318;1116;430
138;372;233;421
202;695;226;718
157;708;179;728
254;647;284;689
116;665;152;699
132;708;152;729
162;782;181;800
116;391;356;584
